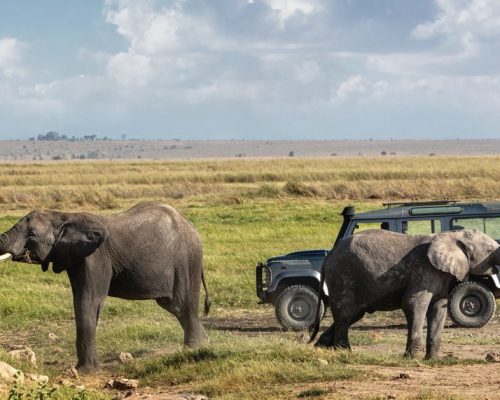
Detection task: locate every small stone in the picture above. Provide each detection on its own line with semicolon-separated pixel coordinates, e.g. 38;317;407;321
119;352;134;363
8;345;37;365
107;378;139;391
0;361;24;384
486;352;500;362
26;373;49;384
181;394;208;400
57;378;72;386
63;366;79;379
71;384;85;390
48;333;59;341
318;358;329;366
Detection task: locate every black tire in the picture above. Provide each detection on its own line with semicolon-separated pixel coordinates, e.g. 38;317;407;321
448;281;496;328
275;285;325;331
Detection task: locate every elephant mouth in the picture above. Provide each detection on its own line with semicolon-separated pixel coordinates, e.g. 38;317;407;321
12;249;45;265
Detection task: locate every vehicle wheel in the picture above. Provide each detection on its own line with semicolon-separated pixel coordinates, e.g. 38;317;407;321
275;285;325;331
448;281;496;328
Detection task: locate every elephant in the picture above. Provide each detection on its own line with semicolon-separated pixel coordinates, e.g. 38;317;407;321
310;229;499;359
0;201;211;373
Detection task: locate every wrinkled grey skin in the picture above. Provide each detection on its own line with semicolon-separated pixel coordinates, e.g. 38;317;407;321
310;229;499;359
0;201;211;373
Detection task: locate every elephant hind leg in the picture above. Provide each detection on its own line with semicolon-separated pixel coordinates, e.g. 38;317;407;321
155;297;208;348
332;310;365;350
315;323;335;347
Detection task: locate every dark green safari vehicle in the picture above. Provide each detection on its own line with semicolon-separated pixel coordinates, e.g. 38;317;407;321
256;201;500;330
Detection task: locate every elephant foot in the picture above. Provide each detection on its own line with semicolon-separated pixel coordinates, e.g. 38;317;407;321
424;352;440;360
403;351;418;359
184;325;209;348
76;361;100;374
314;340;332;348
314;325;335;348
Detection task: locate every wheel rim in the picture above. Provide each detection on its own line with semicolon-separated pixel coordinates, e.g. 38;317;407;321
459;294;483;317
288;295;314;321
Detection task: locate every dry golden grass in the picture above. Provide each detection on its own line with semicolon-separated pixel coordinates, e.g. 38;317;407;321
0;156;498;211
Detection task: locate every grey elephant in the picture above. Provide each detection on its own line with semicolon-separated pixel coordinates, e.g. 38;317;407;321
0;201;210;373
310;229;499;359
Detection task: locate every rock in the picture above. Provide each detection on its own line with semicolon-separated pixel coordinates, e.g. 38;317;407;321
26;373;49;384
119;352;134;363
48;333;59;342
8;345;37;365
125;393;207;400
63;366;79;379
0;361;24;384
57;378;72;387
180;394;208;400
486;352;500;362
106;378;139;391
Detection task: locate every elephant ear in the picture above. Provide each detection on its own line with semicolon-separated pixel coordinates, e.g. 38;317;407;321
427;231;471;281
50;217;108;273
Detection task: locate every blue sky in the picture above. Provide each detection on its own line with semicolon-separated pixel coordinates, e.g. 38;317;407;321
0;0;499;140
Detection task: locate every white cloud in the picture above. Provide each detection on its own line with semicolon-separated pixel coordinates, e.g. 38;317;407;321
0;37;27;79
107;52;152;87
104;0;222;54
413;0;500;41
264;0;320;22
332;75;388;105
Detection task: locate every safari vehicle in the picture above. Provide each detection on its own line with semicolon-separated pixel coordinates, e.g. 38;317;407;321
256;201;500;331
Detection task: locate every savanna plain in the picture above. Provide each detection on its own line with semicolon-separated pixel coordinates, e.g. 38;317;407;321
0;156;499;400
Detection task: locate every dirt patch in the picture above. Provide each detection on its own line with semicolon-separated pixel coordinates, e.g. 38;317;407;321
201;308;500;399
289;363;500;399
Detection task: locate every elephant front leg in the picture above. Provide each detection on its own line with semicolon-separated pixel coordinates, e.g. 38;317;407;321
425;298;447;359
68;263;111;373
73;293;106;373
402;292;432;358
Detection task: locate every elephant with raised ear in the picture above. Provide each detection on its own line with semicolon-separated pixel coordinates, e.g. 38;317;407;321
0;201;211;373
310;229;499;359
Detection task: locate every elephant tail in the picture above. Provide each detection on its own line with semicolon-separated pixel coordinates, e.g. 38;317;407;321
202;270;211;316
309;254;327;343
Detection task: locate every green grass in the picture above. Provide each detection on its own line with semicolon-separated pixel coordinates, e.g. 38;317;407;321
0;158;498;399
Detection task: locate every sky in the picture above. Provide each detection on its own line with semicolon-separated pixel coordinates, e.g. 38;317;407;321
0;0;500;140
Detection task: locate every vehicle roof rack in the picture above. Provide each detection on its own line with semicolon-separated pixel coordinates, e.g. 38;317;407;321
383;200;459;208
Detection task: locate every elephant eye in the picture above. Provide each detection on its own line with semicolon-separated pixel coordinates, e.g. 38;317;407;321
27;231;37;240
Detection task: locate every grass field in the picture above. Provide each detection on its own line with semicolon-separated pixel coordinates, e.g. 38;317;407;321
0;156;499;399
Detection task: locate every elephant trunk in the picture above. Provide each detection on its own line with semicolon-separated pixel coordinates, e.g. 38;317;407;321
0;225;20;262
472;247;500;276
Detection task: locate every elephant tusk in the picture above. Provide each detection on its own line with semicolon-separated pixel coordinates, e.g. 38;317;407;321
0;253;12;262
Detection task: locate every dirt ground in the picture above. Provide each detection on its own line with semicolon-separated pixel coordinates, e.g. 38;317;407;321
127;310;500;400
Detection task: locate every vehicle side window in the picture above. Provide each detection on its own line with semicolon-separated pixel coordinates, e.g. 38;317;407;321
485;218;500;241
452;217;500;241
352;222;389;234
401;220;441;234
451;218;483;231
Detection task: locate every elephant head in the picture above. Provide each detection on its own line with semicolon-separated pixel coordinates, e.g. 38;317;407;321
427;229;500;281
0;211;108;273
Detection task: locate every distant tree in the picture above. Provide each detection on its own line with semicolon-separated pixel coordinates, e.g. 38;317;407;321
288;151;295;157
